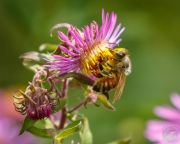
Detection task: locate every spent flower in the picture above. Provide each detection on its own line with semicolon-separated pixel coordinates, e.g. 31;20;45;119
13;70;59;120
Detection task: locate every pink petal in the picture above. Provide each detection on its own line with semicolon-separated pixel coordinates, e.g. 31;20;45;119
170;93;180;110
102;12;109;39
84;26;91;45
95;24;99;38
111;27;125;42
90;23;94;43
154;106;180;121
145;120;180;144
105;12;117;40
109;23;121;42
70;26;86;48
58;31;81;53
59;46;79;57
102;9;105;24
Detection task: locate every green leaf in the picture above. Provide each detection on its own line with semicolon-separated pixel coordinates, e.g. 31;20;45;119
19;116;37;135
33;119;46;128
52;98;67;114
39;43;58;52
20;51;54;72
107;136;132;144
80;83;89;91
27;126;53;139
19;51;54;63
55;120;83;142
80;118;93;144
22;59;44;73
66;113;78;122
97;95;116;110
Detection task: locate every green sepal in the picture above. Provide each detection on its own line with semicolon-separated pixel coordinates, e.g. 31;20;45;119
27;126;53;139
97;95;116;110
80;118;93;144
39;43;59;52
55;120;83;142
107;136;132;144
19;116;37;135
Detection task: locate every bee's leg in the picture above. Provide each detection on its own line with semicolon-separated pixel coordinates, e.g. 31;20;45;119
101;70;113;78
93;77;112;92
99;64;113;78
93;78;104;92
103;57;107;63
110;48;126;59
103;57;113;68
92;78;111;100
103;92;109;99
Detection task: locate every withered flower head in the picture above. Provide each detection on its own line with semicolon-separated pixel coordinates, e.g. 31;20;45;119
13;70;59;120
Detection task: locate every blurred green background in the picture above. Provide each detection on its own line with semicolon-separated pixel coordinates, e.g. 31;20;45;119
1;0;180;144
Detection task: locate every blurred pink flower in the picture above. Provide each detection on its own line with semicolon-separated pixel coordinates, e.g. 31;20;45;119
0;90;23;121
145;93;180;144
0;118;36;144
0;89;38;144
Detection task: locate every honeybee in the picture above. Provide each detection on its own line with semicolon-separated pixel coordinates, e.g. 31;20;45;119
92;48;131;103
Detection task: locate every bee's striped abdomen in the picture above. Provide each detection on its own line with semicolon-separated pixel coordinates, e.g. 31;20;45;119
92;75;119;93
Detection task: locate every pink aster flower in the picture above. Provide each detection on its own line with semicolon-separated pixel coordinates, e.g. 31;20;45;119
45;9;125;76
145;93;180;144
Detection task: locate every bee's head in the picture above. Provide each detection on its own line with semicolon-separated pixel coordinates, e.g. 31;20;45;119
112;48;129;59
116;55;132;75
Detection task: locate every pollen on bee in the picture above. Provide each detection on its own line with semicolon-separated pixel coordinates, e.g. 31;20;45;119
79;42;114;75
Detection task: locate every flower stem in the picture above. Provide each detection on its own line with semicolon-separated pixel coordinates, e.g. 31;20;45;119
49;116;58;130
49;79;62;98
57;79;69;130
68;99;87;113
61;79;69;97
58;107;66;130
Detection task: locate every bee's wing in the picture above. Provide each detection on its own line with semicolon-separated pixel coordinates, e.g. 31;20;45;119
112;71;126;103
